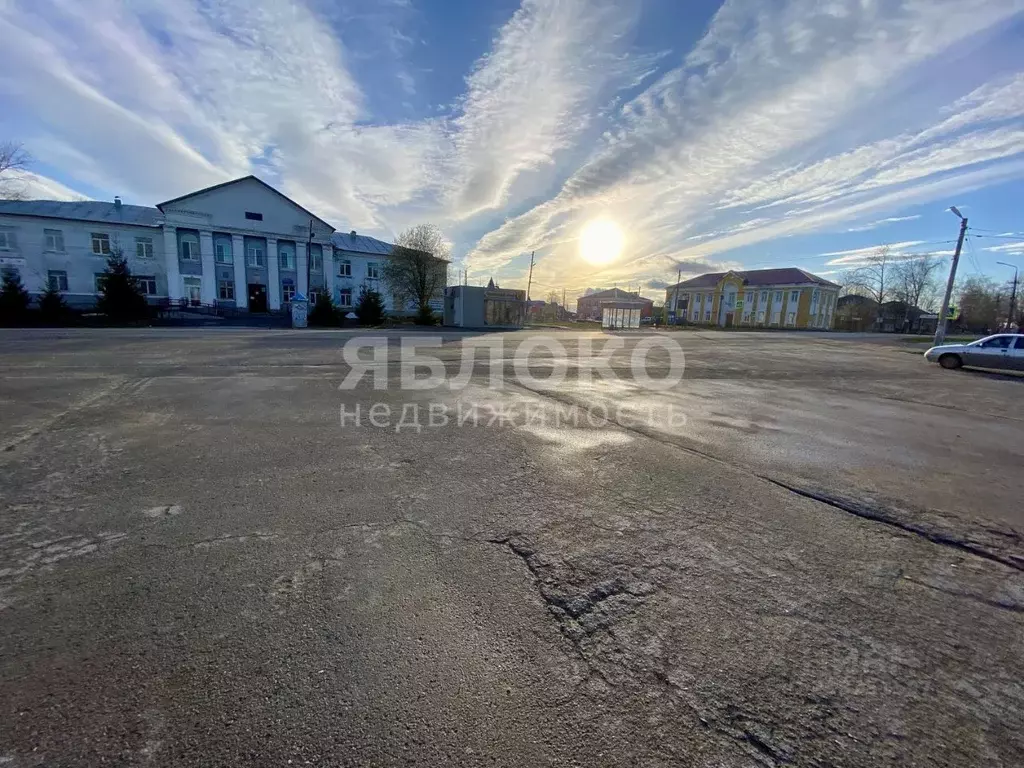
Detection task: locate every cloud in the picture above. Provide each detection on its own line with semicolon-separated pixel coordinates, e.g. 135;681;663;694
5;170;88;201
984;241;1024;255
821;241;957;266
466;0;1024;282
847;215;921;232
1;0;1023;295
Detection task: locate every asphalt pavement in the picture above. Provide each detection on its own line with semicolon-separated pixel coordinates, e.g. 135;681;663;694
0;327;1021;767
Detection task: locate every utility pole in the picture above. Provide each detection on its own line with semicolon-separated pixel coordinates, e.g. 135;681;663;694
997;261;1018;330
934;209;968;345
671;268;682;325
306;219;314;301
525;250;535;302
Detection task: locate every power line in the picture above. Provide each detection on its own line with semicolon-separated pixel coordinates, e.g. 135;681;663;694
970;233;1024;241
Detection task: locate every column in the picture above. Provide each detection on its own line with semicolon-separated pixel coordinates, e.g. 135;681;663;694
323;244;335;301
199;230;216;304
162;225;180;301
296;241;308;297
232;234;247;310
267;238;281;310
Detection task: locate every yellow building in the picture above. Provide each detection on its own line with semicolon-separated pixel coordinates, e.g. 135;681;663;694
665;268;839;329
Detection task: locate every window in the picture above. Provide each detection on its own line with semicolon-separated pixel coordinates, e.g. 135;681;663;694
309;247;323;272
366;262;379;279
281;279;296;303
218;280;235;300
137;275;157;296
979;336;1012;349
704;309;712;321
180;237;199;261
279;248;295;270
773;291;782;302
339;259;352;277
247;246;265;267
309;290;321;305
94;273;106;293
760;291;768;303
135;237;154;259
215;242;232;264
757;310;766;323
1014;337;1024;350
47;270;68;291
244;211;263;221
44;229;64;252
744;292;753;303
790;290;800;302
771;311;780;324
0;229;15;250
91;233;110;255
786;311;796;326
338;288;352;306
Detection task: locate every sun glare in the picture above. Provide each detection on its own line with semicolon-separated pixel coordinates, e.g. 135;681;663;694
579;219;625;265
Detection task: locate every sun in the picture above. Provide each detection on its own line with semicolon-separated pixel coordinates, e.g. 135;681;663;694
579;219;625;265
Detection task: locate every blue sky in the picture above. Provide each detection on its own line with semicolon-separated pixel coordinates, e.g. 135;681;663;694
2;0;1023;303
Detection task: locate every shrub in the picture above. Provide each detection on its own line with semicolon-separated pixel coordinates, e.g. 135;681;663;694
355;285;385;326
0;270;31;326
414;304;436;325
308;294;342;327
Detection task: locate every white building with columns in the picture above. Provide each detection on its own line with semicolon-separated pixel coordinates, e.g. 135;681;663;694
0;175;431;313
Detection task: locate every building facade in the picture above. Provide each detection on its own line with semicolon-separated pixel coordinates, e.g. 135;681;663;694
665;268;839;329
576;288;654;321
0;176;442;314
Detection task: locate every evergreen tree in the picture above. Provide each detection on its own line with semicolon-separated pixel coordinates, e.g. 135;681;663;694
0;269;30;325
355;285;385;326
37;285;71;325
308;294;342;327
96;248;149;322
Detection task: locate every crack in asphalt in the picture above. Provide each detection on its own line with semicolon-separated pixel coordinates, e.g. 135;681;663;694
504;379;1024;576
486;535;650;689
759;478;1024;574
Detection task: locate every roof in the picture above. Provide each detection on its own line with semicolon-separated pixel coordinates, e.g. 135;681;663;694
331;231;394;255
668;267;838;291
157;175;334;230
579;287;653;302
0;199;161;227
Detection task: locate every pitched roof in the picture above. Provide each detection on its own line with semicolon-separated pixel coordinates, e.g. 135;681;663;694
669;267;838;291
579;287;653;302
0;199;161;227
157;175;334;230
331;231;394;255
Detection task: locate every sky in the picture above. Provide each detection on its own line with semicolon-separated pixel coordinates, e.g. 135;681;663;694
1;0;1023;306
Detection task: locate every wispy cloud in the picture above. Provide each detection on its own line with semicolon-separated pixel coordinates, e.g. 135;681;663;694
1;0;1022;293
847;215;922;232
466;0;1024;284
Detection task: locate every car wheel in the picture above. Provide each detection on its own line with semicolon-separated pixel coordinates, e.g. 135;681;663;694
938;353;962;370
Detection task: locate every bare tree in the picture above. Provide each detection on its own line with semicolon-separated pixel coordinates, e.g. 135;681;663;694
382;224;450;324
0;142;31;201
845;246;895;306
892;254;943;310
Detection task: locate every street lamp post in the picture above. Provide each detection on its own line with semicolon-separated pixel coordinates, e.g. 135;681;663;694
996;261;1019;331
934;207;968;346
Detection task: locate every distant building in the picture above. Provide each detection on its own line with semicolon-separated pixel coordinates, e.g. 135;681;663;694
444;285;525;328
664;268;839;329
0;175;444;315
576;288;654;321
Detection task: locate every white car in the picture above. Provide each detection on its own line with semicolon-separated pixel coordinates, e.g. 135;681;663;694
924;333;1024;371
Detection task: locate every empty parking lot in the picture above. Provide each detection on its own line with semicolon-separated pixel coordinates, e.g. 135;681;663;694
1;328;1021;767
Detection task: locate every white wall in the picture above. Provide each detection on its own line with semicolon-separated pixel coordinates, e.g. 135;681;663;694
0;213;165;302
